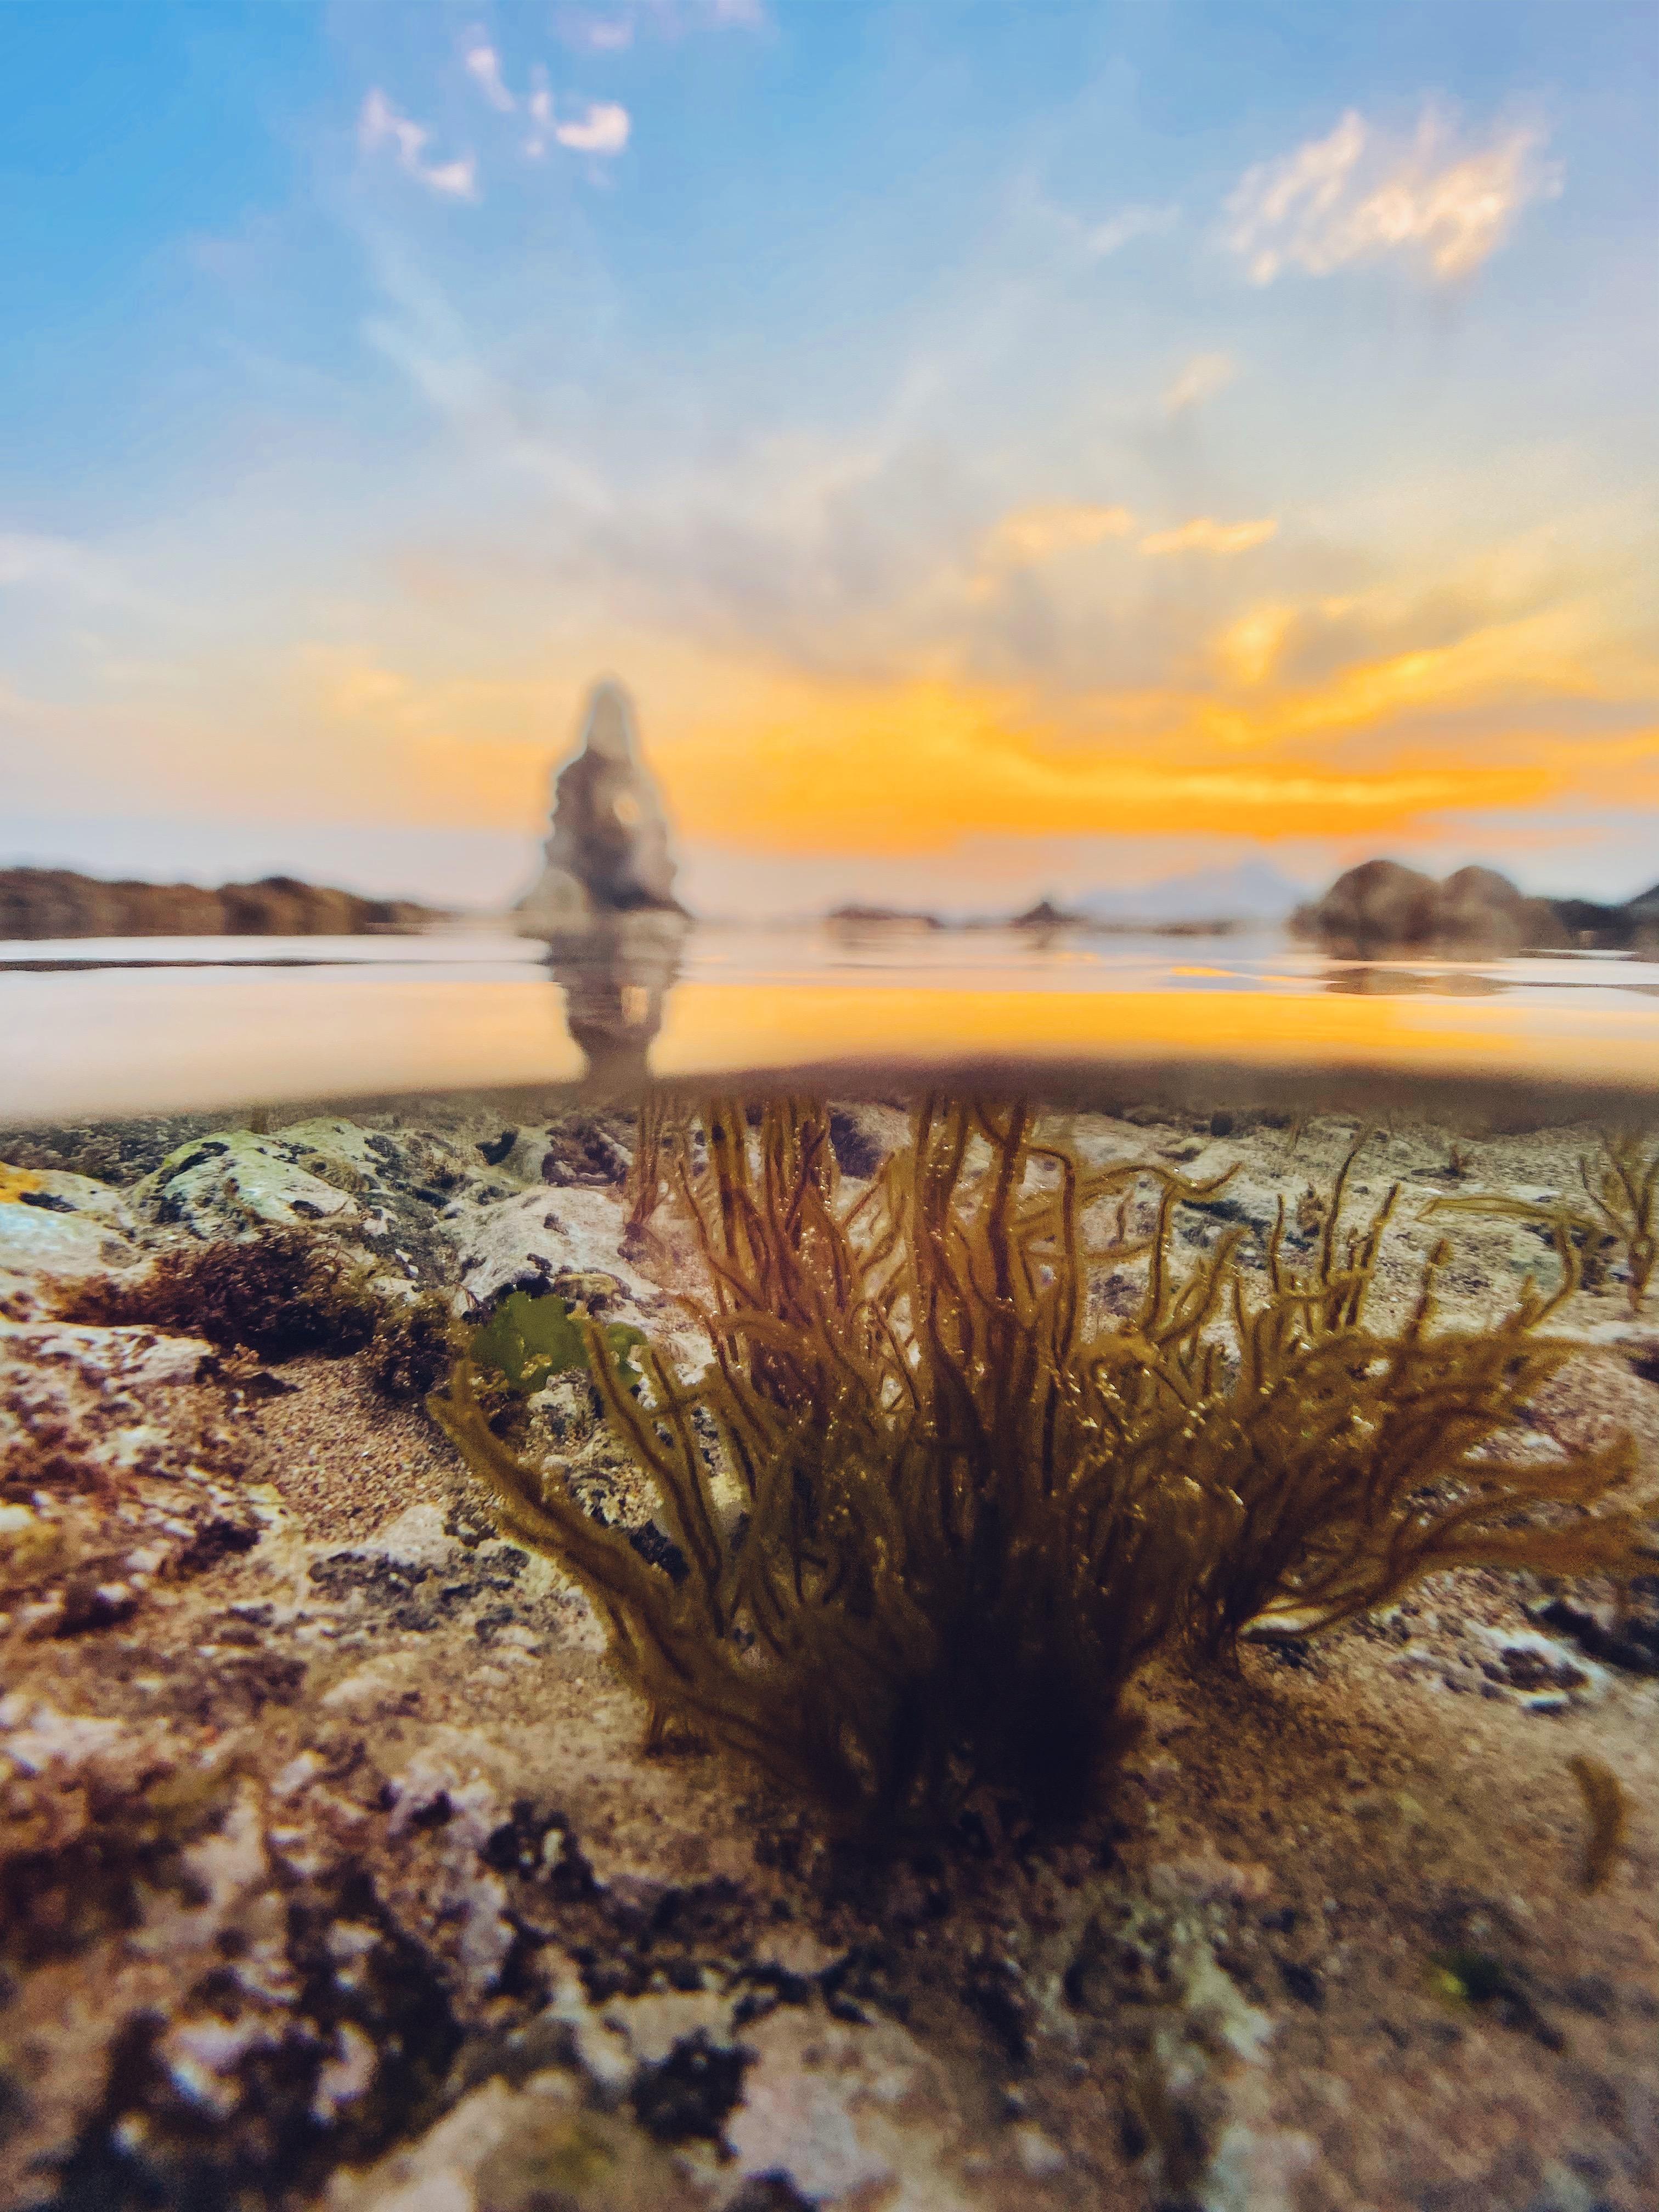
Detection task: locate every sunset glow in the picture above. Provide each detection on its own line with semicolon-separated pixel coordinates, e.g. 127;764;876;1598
2;3;1654;916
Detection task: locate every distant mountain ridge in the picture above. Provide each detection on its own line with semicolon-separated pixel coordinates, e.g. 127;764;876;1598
0;867;448;941
1070;859;1304;925
820;861;1307;933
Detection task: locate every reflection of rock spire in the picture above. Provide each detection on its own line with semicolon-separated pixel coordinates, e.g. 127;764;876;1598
517;680;686;939
552;924;682;1093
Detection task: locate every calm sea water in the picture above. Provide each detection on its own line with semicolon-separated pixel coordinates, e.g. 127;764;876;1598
5;923;1659;1128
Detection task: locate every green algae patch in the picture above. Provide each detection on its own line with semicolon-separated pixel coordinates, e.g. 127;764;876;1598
470;1290;646;1397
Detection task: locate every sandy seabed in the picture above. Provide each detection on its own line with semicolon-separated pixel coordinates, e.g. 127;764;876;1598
0;1096;1654;2212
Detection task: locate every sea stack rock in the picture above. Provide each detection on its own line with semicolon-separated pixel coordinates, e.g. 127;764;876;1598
516;681;686;940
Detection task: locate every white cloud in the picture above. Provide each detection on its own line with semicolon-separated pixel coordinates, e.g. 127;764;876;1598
554;100;631;156
1163;351;1236;416
524;75;554;157
1224;104;1559;284
1141;516;1278;557
554;8;636;50
980;504;1135;571
1020;188;1179;268
465;43;516;113
359;88;479;201
422;158;482;200
554;2;765;49
1081;202;1178;258
507;64;630;166
0;531;144;605
358;88;423;168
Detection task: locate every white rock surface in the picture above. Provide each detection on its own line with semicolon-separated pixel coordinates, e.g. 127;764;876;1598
137;1129;359;1237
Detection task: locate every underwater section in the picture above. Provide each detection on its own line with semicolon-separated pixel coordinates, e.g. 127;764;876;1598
1;1080;1656;2211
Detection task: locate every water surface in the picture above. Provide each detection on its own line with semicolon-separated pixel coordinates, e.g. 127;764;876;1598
7;923;1659;1126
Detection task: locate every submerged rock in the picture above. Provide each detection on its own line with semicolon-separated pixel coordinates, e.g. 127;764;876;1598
1;1170;139;1318
0;1314;259;1637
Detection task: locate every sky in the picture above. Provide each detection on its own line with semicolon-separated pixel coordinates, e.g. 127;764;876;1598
2;0;1656;918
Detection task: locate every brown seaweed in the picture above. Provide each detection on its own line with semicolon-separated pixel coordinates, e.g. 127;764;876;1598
66;1231;454;1400
1578;1131;1659;1315
1567;1753;1628;1891
431;1100;1652;1831
622;1091;679;1250
1432;1127;1659;1316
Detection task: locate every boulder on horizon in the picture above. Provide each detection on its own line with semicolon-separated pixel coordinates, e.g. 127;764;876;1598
1291;859;1573;958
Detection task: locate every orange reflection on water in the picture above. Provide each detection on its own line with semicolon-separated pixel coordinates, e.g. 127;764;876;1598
1;970;586;1122
9;935;1659;1126
652;981;1659;1092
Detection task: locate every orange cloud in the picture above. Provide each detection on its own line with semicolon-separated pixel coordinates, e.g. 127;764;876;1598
280;546;1657;862
1141;516;1278;557
1216;604;1297;685
1199;583;1657;743
974;502;1134;581
661;676;1555;852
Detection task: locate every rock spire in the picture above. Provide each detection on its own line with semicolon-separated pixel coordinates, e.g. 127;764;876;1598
516;681;685;938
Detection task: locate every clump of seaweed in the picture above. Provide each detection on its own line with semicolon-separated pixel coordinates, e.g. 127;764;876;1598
431;1100;1651;1832
622;1092;679;1250
1432;1127;1659;1316
1578;1130;1659;1314
66;1231;454;1399
67;1228;378;1358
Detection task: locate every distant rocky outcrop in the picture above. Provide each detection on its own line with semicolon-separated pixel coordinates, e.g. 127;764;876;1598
1292;859;1659;958
827;904;944;931
0;868;444;943
1073;859;1301;927
516;681;686;941
1552;884;1659;951
1006;896;1245;939
1010;898;1075;933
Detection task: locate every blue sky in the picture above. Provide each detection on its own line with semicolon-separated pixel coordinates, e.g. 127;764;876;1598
2;1;1655;913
